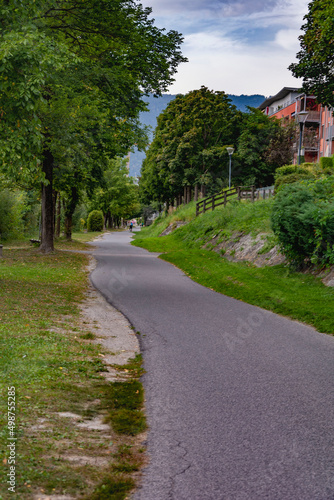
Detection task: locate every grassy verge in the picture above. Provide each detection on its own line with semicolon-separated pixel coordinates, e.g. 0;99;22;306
134;200;334;335
0;234;145;500
142;200;197;238
55;231;106;251
1;230;116;252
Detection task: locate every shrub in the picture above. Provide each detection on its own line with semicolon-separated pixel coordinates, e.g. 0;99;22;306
275;164;310;178
87;210;104;232
274;172;315;191
301;162;317;170
320;156;333;171
274;163;322;190
271;181;334;266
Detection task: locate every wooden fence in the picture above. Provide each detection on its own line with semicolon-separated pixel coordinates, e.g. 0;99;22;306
196;186;274;216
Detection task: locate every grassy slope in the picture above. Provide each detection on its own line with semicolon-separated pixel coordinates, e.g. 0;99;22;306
0;233;145;500
133;200;334;335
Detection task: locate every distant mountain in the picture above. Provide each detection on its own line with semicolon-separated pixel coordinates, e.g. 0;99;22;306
128;93;266;178
229;94;266;112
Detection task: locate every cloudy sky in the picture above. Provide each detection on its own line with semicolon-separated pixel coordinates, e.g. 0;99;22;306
141;0;310;98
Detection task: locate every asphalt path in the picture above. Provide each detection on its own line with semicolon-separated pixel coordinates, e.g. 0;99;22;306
90;230;334;500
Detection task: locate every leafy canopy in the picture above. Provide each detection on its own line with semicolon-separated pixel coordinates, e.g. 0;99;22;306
0;0;187;183
289;0;334;107
140;86;242;203
236;108;295;186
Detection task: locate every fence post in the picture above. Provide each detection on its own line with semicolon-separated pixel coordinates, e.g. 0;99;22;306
203;198;206;214
237;187;241;201
212;196;215;211
224;191;227;206
196;202;199;217
251;185;255;202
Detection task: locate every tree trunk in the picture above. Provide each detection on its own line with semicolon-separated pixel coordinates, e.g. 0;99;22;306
64;215;72;241
56;193;61;238
194;184;199;202
200;185;206;198
187;186;191;204
63;186;78;242
40;149;54;253
105;211;111;229
178;193;183;207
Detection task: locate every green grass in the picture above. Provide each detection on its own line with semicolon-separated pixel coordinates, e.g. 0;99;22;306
55;231;107;250
134;199;334;335
140;200;197;238
105;380;146;436
87;477;135;500
139;198;273;244
0;245;145;500
2;230;111;252
80;331;97;340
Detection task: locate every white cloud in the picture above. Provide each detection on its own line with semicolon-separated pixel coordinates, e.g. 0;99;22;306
274;28;302;51
145;0;282;17
140;0;310;95
168;31;303;96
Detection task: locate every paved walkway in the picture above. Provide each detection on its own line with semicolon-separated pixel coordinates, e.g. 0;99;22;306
90;230;334;500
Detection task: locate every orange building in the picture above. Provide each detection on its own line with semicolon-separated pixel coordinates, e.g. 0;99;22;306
259;87;334;163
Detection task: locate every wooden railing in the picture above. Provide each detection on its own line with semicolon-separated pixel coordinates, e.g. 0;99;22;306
196;186;274;216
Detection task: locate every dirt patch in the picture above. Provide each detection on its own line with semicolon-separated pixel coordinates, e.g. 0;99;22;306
159;221;188;236
208;231;285;267
320;268;334;287
34;495;76;500
207;231;334;287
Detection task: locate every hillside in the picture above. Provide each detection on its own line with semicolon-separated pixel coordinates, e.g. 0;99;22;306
128;92;266;177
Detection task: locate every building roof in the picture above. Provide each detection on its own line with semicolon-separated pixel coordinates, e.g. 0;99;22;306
258;87;300;110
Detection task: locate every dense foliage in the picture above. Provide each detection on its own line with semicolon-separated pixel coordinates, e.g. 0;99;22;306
289;0;334;107
140;97;296;205
274;160;333;190
274;164;316;190
0;0;186;250
140;87;243;205
236;109;295;186
271;178;334;266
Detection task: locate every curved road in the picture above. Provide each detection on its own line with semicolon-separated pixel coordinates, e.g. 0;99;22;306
90;230;334;500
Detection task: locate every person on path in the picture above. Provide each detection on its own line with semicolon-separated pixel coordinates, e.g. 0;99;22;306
129;222;133;232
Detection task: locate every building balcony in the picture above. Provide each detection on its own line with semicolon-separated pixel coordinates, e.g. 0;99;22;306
305;110;320;123
292;142;319;152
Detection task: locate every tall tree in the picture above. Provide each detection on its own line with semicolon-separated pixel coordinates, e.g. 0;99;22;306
289;0;334;107
140;87;242;205
236;108;294;187
0;0;186;252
